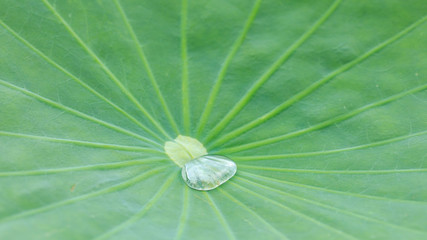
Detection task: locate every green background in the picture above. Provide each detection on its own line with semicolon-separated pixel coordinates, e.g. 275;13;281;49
0;0;426;239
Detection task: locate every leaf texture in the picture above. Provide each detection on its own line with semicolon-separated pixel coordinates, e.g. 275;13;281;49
0;0;426;239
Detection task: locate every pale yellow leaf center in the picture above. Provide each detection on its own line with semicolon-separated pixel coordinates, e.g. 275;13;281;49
164;135;207;167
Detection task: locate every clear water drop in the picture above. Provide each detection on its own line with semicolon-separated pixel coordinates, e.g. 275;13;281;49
164;136;237;190
181;155;237;191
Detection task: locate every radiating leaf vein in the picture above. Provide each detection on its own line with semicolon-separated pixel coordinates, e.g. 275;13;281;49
41;0;172;139
204;192;236;240
204;0;343;144
196;0;263;137
219;83;427;153
94;171;177;240
0;79;159;146
230;181;358;240
239;165;427;174
174;187;189;240
210;15;427;148
232;131;427;160
240;171;427;205
0;130;164;152
238;175;427;236
181;0;190;134
0;158;168;177
113;0;180;135
0;19;165;143
0;166;170;223
218;188;289;240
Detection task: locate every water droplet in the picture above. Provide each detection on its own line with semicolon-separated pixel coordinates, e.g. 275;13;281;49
181;155;237;191
164;136;237;190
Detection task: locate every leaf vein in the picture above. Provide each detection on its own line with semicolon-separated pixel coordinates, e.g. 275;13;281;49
0;166;170;223
0;130;164;152
218;188;289;240
196;0;263;137
239;165;427;174
94;171;177;240
230;181;358;240
204;0;343;144
113;0;180;135
210;15;427;148
0;158;168;177
181;0;190;134
0;19;165;143
239;173;427;235
239;171;427;205
219;84;427;153
204;192;236;240
231;131;427;160
41;0;172;139
174;187;189;240
0;79;160;147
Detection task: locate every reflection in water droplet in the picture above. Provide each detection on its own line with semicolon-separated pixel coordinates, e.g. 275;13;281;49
181;155;237;191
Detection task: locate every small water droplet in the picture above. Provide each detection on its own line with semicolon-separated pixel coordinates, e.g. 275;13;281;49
181;155;237;191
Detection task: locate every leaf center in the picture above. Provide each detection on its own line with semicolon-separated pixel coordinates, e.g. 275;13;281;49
164;135;207;167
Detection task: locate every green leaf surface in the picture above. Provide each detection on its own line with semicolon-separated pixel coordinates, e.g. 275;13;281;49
1;0;426;239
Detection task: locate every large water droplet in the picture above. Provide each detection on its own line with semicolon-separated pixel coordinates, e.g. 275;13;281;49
181;155;237;191
164;136;237;190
